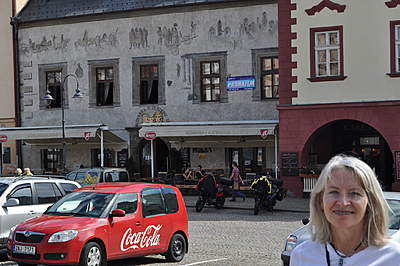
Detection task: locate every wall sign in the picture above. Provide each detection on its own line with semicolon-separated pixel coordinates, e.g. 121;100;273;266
281;152;299;176
227;76;255;91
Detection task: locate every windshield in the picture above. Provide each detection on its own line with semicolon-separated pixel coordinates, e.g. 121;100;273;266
45;191;115;218
387;199;400;230
0;183;9;197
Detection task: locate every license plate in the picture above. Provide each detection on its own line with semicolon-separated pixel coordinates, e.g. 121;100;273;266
13;244;36;255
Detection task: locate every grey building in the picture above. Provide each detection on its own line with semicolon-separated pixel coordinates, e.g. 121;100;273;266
11;0;279;178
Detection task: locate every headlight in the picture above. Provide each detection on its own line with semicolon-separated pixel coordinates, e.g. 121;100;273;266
48;230;78;243
8;225;17;240
285;235;298;251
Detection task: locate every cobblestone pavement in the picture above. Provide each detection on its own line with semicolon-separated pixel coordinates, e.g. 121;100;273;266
0;196;309;266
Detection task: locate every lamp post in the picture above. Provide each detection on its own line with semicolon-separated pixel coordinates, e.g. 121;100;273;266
44;73;83;174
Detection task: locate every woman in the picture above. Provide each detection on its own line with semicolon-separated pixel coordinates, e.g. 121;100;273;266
230;162;246;201
290;154;400;265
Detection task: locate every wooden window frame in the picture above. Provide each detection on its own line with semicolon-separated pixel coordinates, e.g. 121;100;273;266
388;21;400;77
200;60;221;102
140;64;159;104
261;56;279;99
95;67;114;106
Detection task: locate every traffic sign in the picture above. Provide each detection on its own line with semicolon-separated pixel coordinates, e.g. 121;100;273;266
260;129;269;139
0;135;8;143
144;132;156;140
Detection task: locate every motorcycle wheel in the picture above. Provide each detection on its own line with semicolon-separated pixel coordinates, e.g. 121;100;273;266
254;197;261;215
195;198;205;212
267;200;276;212
215;197;225;209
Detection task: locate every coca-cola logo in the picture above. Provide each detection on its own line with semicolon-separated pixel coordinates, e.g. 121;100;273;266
120;224;162;251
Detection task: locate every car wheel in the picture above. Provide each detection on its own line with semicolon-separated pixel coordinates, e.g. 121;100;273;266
165;233;186;262
79;242;105;266
195;198;205;212
215;197;225;209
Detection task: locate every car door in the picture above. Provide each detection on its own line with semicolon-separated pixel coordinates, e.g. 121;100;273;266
2;184;36;237
140;187;170;253
108;193;145;259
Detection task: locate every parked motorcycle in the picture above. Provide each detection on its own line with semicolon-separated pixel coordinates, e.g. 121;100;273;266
250;176;287;215
195;174;230;212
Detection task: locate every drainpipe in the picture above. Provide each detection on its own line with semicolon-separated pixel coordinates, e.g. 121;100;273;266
11;6;23;169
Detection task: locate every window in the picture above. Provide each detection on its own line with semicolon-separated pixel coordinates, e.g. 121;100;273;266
162;187;179;214
140;64;159;104
261;57;279;99
3;147;11;164
45;71;62;108
389;21;400;77
309;26;345;82
96;67;114;106
60;183;79;193
35;182;63;204
132;56;165;105
200;61;221;102
88;59;120;107
251;48;279;101
112;193;138;214
8;185;32;206
141;188;165;217
41;148;63;172
38;63;67;110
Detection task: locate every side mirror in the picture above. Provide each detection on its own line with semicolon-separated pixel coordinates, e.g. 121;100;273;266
110;209;126;218
3;198;20;207
302;217;310;225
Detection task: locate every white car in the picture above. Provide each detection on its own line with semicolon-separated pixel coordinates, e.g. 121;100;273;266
0;176;80;249
281;192;400;266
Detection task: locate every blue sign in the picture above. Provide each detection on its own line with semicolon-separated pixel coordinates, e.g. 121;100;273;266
227;76;256;91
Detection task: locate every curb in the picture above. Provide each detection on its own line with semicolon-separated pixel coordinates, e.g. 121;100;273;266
186;204;309;213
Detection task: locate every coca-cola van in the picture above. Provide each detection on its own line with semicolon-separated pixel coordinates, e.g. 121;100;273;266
7;183;188;265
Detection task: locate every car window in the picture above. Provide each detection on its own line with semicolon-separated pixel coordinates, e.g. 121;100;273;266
141;188;166;217
162;187;179;214
112;193;138;214
65;172;77;180
35;182;63;204
387;199;400;230
118;172;129;182
60;183;79;193
8;185;32;206
0;183;9;197
75;172;99;185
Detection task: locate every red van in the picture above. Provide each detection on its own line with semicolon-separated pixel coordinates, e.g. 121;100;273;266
7;183;188;266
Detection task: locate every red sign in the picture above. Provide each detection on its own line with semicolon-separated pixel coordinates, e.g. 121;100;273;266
260;129;269;139
144;132;157;140
0;135;8;143
84;132;92;141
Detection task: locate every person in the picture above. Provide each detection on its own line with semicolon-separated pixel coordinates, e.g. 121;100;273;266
229;162;245;201
195;165;205;179
15;168;22;176
290;154;400;266
23;168;33;176
183;168;194;180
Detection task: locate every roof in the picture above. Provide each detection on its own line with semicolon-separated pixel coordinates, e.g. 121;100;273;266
76;182;174;193
16;0;242;23
0;175;75;184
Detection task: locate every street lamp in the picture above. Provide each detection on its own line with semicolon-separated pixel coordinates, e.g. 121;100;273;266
44;73;83;174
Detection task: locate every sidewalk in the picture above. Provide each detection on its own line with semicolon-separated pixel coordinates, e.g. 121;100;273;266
183;195;310;213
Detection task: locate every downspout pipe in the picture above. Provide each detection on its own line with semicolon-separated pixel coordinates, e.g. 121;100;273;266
10;9;23;169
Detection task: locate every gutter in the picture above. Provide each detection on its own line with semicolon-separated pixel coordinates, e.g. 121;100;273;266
11;4;23;169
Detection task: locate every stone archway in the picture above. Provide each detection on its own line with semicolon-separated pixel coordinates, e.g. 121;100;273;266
302;119;394;190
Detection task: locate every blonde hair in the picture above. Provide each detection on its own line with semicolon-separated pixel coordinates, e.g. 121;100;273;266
310;154;389;246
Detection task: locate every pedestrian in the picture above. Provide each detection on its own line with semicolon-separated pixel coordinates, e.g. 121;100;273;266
229;162;245;201
183;168;194;180
290;154;400;266
15;168;22;176
195;165;205;179
23;168;33;176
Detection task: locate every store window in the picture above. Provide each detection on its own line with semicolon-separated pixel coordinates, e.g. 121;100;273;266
41;149;63;172
3;147;11;164
228;147;266;174
91;148;115;167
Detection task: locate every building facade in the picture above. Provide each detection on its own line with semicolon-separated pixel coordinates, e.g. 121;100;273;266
12;0;279;177
279;0;400;196
0;0;28;174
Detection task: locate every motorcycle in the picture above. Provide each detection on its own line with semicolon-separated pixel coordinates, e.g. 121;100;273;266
250;176;287;215
195;174;230;212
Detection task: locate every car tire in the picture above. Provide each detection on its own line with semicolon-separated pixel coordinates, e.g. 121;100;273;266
79;242;105;266
195;198;205;212
165;233;186;262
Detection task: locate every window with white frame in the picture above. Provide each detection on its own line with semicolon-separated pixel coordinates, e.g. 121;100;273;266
396;25;400;72
315;31;340;77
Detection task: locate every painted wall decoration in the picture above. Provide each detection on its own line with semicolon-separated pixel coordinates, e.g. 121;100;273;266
20;34;70;56
136;106;170;126
239;12;277;38
75;63;83;78
74;29;119;50
129;27;149;49
156;22;198;55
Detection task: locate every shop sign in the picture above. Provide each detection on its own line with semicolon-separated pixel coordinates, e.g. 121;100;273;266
260;129;269;139
144;132;156;140
0;135;8;143
227;76;255;91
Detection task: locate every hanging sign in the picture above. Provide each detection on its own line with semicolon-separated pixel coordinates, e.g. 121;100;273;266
226;76;256;91
260;129;269;139
0;136;8;143
84;132;92;141
144;132;157;140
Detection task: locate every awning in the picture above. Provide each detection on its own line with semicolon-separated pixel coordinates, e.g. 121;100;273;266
139;120;279;138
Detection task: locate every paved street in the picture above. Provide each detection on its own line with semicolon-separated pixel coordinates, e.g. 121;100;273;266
0;196;310;266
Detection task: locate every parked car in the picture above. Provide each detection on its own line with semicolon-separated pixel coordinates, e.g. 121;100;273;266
7;182;189;265
0;175;80;250
281;192;400;265
65;167;130;186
